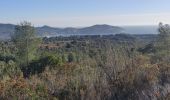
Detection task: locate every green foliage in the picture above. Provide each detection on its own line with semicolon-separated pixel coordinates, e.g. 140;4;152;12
61;54;67;63
68;52;76;62
45;55;63;68
155;23;170;55
22;54;63;77
0;60;22;80
12;21;41;67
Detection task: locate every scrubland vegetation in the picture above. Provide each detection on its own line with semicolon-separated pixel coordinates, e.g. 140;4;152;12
0;22;170;100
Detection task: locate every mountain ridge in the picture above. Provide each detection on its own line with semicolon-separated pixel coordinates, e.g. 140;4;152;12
0;23;124;39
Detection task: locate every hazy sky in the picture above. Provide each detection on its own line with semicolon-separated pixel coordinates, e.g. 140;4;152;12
1;0;170;27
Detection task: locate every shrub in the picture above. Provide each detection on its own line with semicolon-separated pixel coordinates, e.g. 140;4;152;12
22;54;63;77
68;53;76;63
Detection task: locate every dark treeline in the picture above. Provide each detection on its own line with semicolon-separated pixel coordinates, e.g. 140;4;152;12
0;22;170;100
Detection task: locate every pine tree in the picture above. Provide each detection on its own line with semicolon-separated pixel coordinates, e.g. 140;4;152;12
12;21;41;67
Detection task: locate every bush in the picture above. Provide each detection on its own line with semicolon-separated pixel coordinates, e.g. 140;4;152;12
68;53;76;63
46;55;63;67
0;77;53;99
0;60;22;80
22;54;63;77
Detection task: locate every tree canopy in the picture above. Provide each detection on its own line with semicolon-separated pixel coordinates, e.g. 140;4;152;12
12;21;40;67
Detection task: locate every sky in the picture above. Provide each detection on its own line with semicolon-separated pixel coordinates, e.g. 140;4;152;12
0;0;170;27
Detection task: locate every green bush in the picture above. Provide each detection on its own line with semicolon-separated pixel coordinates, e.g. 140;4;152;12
46;55;63;67
68;53;76;63
22;54;63;77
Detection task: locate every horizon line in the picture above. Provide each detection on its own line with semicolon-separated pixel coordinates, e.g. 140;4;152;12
0;22;159;28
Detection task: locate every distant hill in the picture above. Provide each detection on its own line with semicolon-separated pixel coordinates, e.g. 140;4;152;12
0;24;124;39
36;24;124;37
0;23;158;40
0;24;15;39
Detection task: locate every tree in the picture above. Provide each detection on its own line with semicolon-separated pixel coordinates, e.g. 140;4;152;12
156;23;170;54
12;21;41;68
157;22;170;48
152;23;170;63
